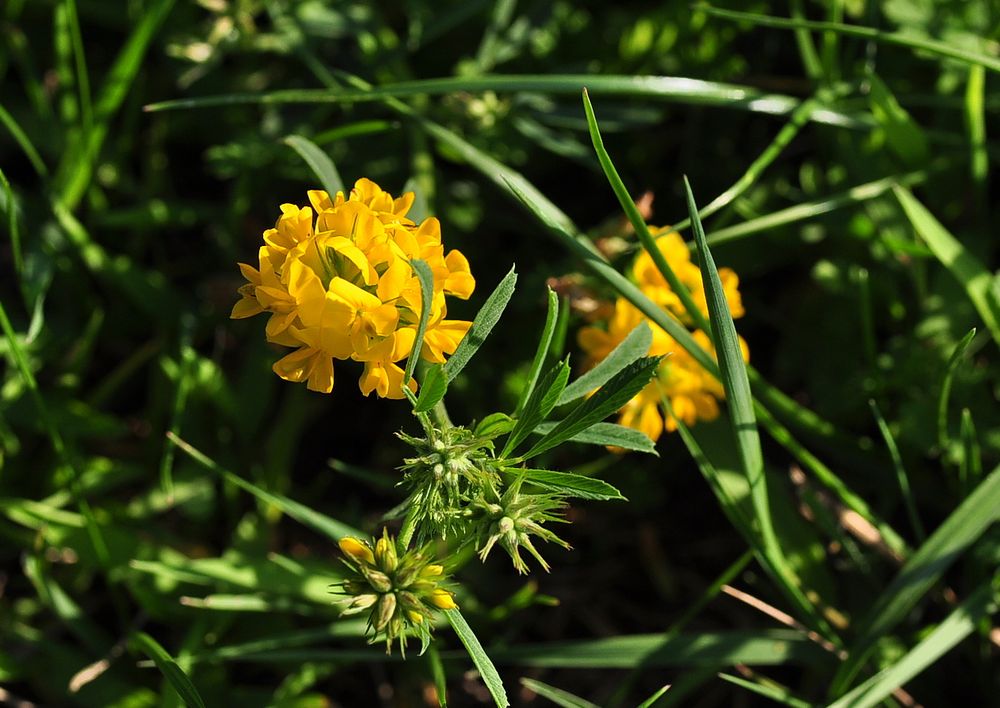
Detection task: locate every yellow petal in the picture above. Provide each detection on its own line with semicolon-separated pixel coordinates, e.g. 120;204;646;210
338;537;375;565
428;588;457;610
230;297;264;319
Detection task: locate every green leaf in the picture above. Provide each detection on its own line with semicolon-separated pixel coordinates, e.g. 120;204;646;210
167;433;363;541
404;258;435;386
514;287;559;417
867;75;929;166
896;185;1000;349
831;463;1000;694
443;266;517;382
533;421;657;455
503;359;571;458
129;631;207;708
938;329;977;450
413;364;448;413
520;678;600;708
508;468;625;501
558;322;652;405
475;412;515;438
829;578;998;708
283;134;345;197
718;673;812;708
869;400;925;542
523;357;660;460
444;609;509;708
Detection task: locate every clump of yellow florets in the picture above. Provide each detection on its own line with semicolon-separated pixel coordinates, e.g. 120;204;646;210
232;178;475;398
578;230;748;443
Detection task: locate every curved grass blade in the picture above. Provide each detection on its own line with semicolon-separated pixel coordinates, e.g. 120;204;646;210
869;400;925;542
514;287;559;417
503;358;571;458
697;5;1000;74
443;266;517;382
444;609;509;707
959;409;983;488
828;577;997;708
520;678;600;708
558;322;652;405
523;357;660;460
937;328;977;450
533;421;657;455
144;74;869;128
830;463;1000;694
129;631;207;708
894;186;1000;347
283;134;345;197
0;102;49;177
404;258;435;386
718;672;812;708
506;468;625;501
167;433;362;540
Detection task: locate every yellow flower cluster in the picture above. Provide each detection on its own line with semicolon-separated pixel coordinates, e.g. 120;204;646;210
578;231;748;443
232;179;475;398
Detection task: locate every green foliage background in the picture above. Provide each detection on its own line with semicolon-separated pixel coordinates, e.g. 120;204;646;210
1;0;998;705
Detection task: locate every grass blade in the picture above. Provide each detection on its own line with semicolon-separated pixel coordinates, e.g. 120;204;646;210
520;678;600;708
283;134;345;197
444;609;509;708
829;578;998;708
514;287;559;417
937;328;977;450
558;322;652;405
831;463;1000;694
718;672;812;708
869;400;925;542
130;631;207;708
894;186;1000;348
167;433;362;541
443;266;517;382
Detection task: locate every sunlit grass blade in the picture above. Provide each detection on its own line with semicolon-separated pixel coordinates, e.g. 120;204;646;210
697;5;1000;74
283;134;345;197
58;0;176;209
965;66;988;188
167;433;363;541
894;186;1000;347
869;400;925;542
404;258;435;386
143;74;870;128
514;287;559;417
828;578;997;708
533;421;657;455
520;678;600;708
129;631;207;708
687;178;836;643
937;328;977;451
830;463;1000;694
583;89;708;331
443;266;517;382
444;609;509;708
718;672;812;708
558;322;651;405
637;684;671;708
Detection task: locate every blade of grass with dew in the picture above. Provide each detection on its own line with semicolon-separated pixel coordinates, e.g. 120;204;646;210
869;400;925;542
829;576;998;708
283;134;345;197
57;0;176;209
520;678;600;708
167;433;362;541
830;463;1000;694
504;468;625;501
144;74;870;128
718;672;812;708
583;89;709;332
558;322;651;404
696;5;1000;74
533;421;657;455
483;629;830;668
503;358;571;457
937;328;977;451
894;185;1000;347
514;287;559;417
444;609;508;708
129;632;207;708
403;258;435;386
442;266;517;382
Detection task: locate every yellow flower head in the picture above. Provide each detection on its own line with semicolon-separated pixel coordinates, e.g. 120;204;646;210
232;179;476;398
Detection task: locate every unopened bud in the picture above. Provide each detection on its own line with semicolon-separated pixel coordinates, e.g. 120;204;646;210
363;568;393;593
375;533;398;573
375;592;397;631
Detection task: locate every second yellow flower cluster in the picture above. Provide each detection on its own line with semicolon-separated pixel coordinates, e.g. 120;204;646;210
233;179;475;398
578;231;748;443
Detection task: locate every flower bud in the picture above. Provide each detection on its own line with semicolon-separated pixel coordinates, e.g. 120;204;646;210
339;537;375;565
375;532;398;573
429;588;457;610
375;592;397;632
363;568;393;593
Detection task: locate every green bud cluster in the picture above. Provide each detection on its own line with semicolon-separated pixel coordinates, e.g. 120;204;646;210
334;529;456;655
